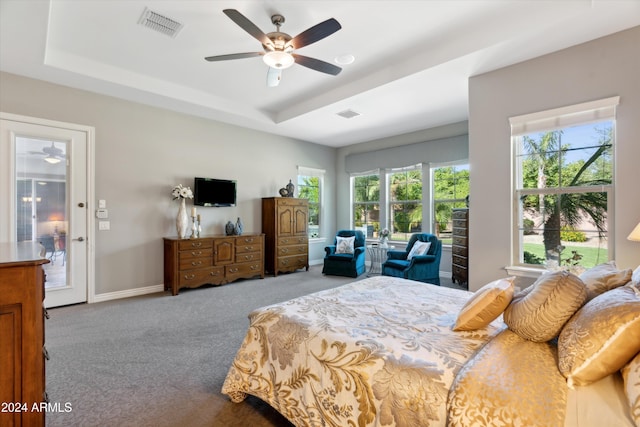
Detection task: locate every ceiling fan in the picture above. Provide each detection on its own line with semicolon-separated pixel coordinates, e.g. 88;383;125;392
205;9;342;87
29;141;65;164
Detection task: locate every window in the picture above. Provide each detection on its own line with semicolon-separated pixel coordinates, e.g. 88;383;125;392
432;164;469;244
297;167;324;238
387;165;422;242
511;97;618;270
352;172;380;239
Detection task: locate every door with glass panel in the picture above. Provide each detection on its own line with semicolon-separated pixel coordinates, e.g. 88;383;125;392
0;118;88;307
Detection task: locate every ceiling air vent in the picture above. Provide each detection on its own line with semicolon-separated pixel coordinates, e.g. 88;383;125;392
337;109;361;119
138;7;183;38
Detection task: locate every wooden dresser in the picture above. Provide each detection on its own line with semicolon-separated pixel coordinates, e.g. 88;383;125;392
0;242;49;427
451;208;469;289
163;234;264;295
262;197;309;276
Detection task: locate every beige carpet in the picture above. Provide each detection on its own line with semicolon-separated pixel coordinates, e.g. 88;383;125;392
44;266;460;427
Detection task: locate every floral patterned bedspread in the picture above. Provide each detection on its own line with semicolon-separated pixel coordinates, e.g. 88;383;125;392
222;276;505;427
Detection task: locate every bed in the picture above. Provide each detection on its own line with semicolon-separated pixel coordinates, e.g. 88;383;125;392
222;275;638;427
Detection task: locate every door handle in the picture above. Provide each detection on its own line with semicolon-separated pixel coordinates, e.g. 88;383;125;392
73;237;85;242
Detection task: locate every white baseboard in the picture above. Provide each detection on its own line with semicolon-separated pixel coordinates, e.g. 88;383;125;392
92;284;164;303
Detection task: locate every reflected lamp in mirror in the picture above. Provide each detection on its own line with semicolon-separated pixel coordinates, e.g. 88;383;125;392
628;222;640;242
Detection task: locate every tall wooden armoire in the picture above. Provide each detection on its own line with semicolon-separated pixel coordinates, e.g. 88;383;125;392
262;197;309;276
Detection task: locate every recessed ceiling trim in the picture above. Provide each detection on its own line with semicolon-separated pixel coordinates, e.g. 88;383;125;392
138;7;183;38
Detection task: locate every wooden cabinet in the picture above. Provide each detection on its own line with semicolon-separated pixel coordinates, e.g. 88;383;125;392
262;197;309;276
0;242;49;427
451;208;469;289
164;234;264;295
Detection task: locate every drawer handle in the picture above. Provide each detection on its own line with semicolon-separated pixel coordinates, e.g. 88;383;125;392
244;238;254;243
191;260;203;266
210;271;220;276
250;265;259;270
43;346;50;361
244;255;252;260
229;268;239;273
191;242;202;248
184;274;196;280
282;248;289;254
191;250;202;256
282;259;289;265
244;246;253;251
282;239;289;244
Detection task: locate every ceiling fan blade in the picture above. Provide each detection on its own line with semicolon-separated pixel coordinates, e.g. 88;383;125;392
292;54;342;76
266;67;282;87
205;52;263;62
289;18;341;49
223;9;273;48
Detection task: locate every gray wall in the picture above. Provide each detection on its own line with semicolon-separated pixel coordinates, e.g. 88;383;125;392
468;26;640;291
0;72;337;296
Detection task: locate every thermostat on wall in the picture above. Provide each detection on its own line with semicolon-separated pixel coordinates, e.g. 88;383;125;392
96;209;108;219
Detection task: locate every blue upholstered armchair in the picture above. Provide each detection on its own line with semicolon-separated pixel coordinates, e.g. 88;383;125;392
322;230;366;277
381;233;442;285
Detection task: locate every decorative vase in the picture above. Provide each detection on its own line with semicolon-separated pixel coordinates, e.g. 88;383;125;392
176;198;189;239
286;179;295;197
379;237;389;248
235;217;243;235
225;221;236;236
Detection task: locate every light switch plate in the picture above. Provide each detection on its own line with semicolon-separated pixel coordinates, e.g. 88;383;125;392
99;221;110;231
98;199;107;209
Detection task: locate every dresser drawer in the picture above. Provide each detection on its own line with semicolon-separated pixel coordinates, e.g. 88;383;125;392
277;255;308;270
178;248;213;260
178;266;224;286
452;218;468;229
452;264;468;280
451;244;468;257
277;244;307;257
452;235;467;247
179;256;212;271
452;209;468;219
236;243;261;254
226;262;262;280
237;235;261;245
178;239;213;250
235;252;261;263
452;255;468;268
278;236;308;246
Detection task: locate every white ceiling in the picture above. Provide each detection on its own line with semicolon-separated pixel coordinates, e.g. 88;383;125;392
1;0;639;147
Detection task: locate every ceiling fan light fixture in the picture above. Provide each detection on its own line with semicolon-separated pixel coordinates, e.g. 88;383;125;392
263;51;294;69
44;155;61;164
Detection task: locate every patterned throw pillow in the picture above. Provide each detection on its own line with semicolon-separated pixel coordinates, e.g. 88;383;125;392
453;277;515;331
407;241;431;260
579;261;633;301
335;236;355;254
558;285;640;387
621;352;640;426
503;270;587;342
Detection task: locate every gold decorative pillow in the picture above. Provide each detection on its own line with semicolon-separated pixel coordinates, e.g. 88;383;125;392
621;352;640;426
503;270;587;342
558;285;640;387
579;261;632;301
453;277;515;331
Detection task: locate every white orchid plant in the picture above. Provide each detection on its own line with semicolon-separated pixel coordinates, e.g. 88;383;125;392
171;184;193;200
379;228;390;239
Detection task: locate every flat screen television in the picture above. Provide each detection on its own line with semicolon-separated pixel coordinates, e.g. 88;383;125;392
194;177;236;207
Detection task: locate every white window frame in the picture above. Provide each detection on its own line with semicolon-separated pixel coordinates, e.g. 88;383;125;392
350;170;381;240
297;166;324;240
386;164;422;242
508;97;619;276
431;161;469;244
